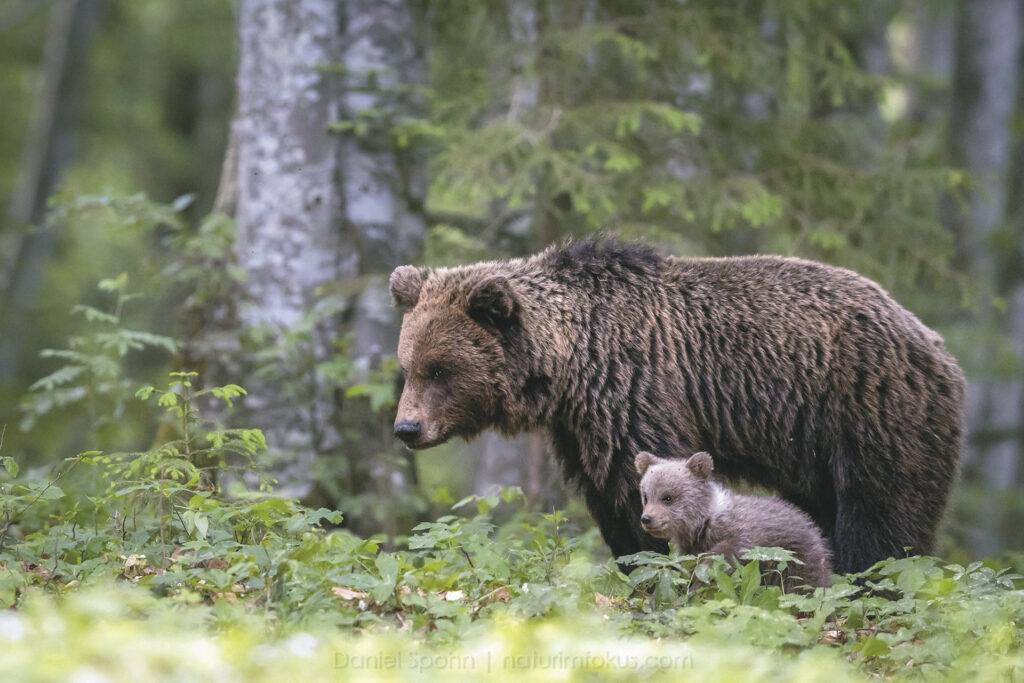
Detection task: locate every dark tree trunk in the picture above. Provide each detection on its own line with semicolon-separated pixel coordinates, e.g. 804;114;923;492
0;0;103;381
948;0;1023;556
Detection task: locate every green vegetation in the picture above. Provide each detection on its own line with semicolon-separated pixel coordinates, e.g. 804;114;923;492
1;382;1021;680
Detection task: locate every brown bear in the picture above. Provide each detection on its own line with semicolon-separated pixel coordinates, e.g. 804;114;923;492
636;450;832;588
389;238;965;574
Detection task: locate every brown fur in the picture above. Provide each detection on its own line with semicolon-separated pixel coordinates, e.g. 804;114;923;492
390;238;965;573
636;451;832;588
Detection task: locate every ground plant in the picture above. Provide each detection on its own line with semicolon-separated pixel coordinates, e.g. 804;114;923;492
1;365;1022;680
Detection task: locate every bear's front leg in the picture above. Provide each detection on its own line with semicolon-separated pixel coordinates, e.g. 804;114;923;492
581;478;669;571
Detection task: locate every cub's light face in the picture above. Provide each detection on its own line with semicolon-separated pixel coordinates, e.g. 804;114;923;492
638;472;687;539
393;307;506;450
636;453;714;541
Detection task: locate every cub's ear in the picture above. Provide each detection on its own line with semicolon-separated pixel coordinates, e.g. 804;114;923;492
687;451;714;479
389;265;428;309
467;276;518;332
634;451;659;478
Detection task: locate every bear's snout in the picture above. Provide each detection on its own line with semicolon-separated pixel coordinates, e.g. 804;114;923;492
639;510;671;538
394;420;422;444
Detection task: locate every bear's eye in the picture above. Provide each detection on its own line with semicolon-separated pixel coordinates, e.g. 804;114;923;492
427;365;449;381
661;495;672;504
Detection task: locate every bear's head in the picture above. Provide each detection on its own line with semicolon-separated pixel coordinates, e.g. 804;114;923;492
388;264;520;449
634;451;715;541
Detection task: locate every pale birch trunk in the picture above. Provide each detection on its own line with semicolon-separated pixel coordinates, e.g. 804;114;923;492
326;0;427;536
225;0;427;534
229;0;346;496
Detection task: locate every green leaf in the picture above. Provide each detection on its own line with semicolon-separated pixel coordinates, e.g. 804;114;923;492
27;365;86;393
476;497;492;515
39;485;65;500
500;486;523;504
896;564;927;597
854;636;891;659
97;272;129;292
187;493;210;508
452;495;476;511
845;598;864;630
740;547;800;564
644;103;702;134
2;457;19;478
344;383;395;412
158;393;179;408
738;185;783;228
603;151;642;172
117;330;178;354
71;305;119;325
614;110;642;137
205;384;248;407
739;560;762;604
38;348;89;364
194;514;209;539
371;553;400;603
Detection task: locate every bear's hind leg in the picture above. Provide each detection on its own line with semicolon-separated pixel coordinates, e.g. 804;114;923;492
832;492;927;574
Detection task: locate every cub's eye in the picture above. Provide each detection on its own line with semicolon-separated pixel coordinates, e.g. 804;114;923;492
661;495;672;504
427;365;449;381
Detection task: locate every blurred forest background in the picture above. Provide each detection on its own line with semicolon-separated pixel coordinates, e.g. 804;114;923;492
0;0;1021;560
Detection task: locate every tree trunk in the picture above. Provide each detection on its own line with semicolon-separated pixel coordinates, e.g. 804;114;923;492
948;0;1023;556
0;0;103;386
225;0;427;536
323;0;427;537
950;0;1021;277
904;0;954;121
471;431;566;512
230;0;346;496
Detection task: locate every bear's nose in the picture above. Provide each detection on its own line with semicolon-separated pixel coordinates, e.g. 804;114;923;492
640;514;652;526
394;420;422;443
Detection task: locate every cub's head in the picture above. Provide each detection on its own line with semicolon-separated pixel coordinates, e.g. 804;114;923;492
634;451;714;540
389;264;519;449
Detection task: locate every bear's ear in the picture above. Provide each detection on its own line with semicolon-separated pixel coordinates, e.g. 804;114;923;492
467;276;518;332
634;451;659;478
390;265;427;309
687;451;714;479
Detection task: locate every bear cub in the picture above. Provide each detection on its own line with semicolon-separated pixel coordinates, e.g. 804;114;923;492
635;450;832;588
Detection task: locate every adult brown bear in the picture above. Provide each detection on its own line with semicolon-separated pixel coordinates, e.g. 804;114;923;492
389;238;965;574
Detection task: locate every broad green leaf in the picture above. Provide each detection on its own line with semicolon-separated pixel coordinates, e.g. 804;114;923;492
855;636;891;659
1;457;18;478
38;485;65;500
